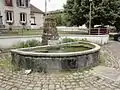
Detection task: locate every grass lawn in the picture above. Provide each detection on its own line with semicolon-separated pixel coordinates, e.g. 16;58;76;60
1;29;88;36
18;29;43;35
3;29;43;36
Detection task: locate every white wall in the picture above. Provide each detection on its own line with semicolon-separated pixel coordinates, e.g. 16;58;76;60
57;25;88;31
0;36;42;48
0;35;109;48
0;0;5;24
57;26;80;31
57;26;89;33
61;35;109;45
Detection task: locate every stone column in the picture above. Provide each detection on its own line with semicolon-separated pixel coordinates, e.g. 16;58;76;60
42;16;59;45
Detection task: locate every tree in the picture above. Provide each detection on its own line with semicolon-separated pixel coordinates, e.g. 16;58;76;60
64;0;120;32
54;13;70;26
55;14;63;26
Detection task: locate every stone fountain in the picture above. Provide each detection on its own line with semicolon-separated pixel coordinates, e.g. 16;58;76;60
41;16;59;45
10;14;101;73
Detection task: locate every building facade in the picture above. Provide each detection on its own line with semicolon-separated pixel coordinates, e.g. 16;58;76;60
30;4;44;29
0;0;31;29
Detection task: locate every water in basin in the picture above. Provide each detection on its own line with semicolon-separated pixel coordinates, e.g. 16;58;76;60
33;43;93;53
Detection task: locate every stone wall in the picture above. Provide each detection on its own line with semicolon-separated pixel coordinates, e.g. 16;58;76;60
11;42;100;73
11;51;99;73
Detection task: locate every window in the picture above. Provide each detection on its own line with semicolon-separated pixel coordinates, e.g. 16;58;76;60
19;0;24;6
6;11;13;23
5;0;13;6
17;0;29;7
20;13;27;24
31;17;36;25
0;11;3;24
25;0;29;7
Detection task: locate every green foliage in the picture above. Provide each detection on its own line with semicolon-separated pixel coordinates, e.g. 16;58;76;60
0;58;22;72
0;55;16;71
13;39;41;48
55;14;63;26
0;60;10;69
61;38;78;43
61;38;89;43
54;13;69;26
64;0;120;32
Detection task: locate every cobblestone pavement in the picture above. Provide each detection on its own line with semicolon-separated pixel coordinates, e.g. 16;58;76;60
1;70;120;90
101;41;120;70
0;41;120;90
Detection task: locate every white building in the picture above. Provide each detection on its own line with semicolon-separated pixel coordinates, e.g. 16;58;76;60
0;0;44;29
30;4;44;29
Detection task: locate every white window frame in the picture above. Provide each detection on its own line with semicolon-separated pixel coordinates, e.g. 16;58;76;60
20;13;27;24
31;17;36;25
6;11;13;23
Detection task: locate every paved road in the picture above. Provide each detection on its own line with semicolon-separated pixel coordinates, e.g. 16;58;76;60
101;41;120;70
106;41;120;58
93;40;120;82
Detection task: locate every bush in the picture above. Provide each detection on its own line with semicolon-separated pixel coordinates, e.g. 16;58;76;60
61;38;89;43
13;39;41;48
61;38;78;43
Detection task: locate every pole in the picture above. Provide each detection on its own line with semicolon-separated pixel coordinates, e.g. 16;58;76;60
45;0;47;16
89;1;92;35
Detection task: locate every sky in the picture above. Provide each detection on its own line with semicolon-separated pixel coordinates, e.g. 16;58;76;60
30;0;67;12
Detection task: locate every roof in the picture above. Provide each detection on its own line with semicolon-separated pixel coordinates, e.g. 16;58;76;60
48;9;64;15
30;4;44;14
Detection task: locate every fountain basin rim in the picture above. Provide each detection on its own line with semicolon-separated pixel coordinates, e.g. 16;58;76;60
10;41;100;57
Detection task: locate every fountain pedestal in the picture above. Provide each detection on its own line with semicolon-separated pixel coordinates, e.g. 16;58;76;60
42;16;59;45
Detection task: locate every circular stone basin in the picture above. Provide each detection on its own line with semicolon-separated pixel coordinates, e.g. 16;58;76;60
10;41;100;73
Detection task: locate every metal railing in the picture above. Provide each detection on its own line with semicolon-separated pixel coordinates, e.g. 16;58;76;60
90;28;109;35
